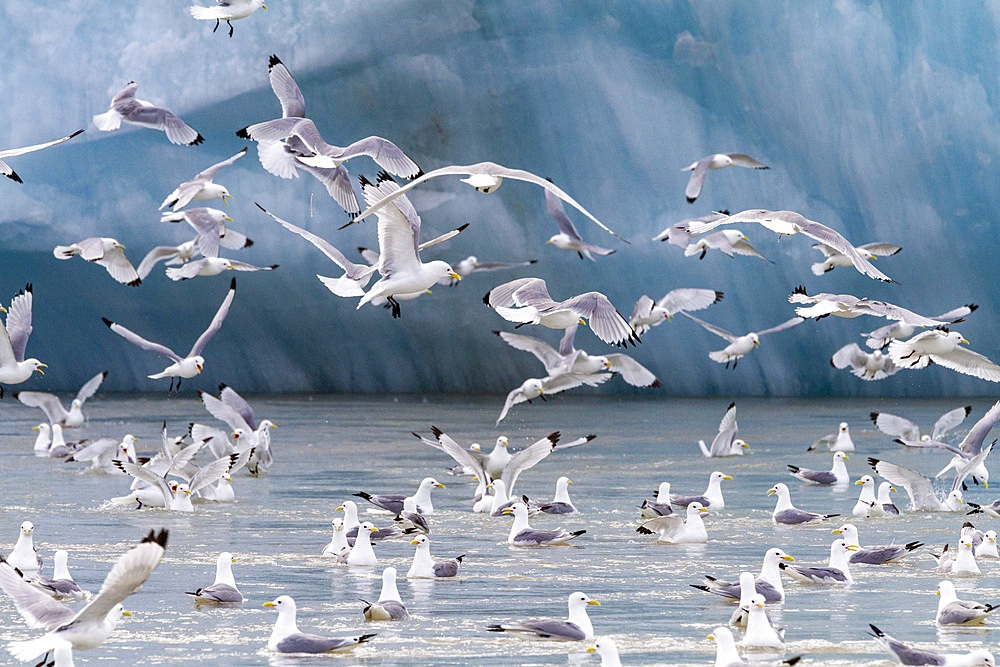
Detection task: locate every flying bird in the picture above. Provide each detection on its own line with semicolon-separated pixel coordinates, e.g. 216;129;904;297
159;147;246;210
863;304;977;349
0;285;45;398
53;238;141;286
681;310;804;368
0;129;83;183
496;373;612;425
543;186;615;260
165;257;278;281
683;229;771;262
92;82;203;146
189;0;266;37
682;153;768;203
789;287;956;325
15;371;106;427
135;239;201;280
830;344;900;381
628;288;723;336
888;329;1000;382
810;241;900;276
160;208;250;259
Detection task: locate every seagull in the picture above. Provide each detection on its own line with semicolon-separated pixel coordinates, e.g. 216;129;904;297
135;239;201;280
486;277;639;347
863;304;977;349
586;638;622;667
681;310;804;368
682;153;768;203
831;523;922;565
393;496;429;534
652;211;729;244
670;471;732;509
686;209;894;282
0;129;83;184
31;424;51;456
830;344;900;381
103;277;236;390
709;626;803;667
811;241;900;276
767;483;839;524
262;596;375;653
889;329;1000;382
6;522;42;574
165;256;278;281
29;550;86;601
496;323;660;387
868;456;970;511
693;548;795;604
628;288;723;336
737;594;784;649
852;475;879;517
184;552;243;603
0;284;45;398
92;82;203;146
697;402;750;457
936;580;999;625
345;523;379;567
543;185;614;260
160;207;250;259
503;502;586;546
114;453;237;512
406;535;463;578
66;435;139;473
321;519;349;558
809;422;855;452
360;567;408;621
334;501;401;543
16;371;106;428
787;452;850;485
976;530;999;558
496;372;613;425
2;529;167;663
347;161;626;242
871;406;972;443
640;482;674;518
53;238;141;286
441;255;536;286
189;0;266;36
683;229;771;262
779;539;857;584
354;477;445;516
635;502;708;543
935;537;981;575
789;287;954;326
538;476;577;515
486;591;599;640
868;624;994;666
159;148;246;210
877;482;901;515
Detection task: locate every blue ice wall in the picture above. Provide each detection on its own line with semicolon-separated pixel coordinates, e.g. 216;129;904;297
1;1;999;397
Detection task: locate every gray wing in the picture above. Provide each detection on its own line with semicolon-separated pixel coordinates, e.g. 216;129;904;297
939;600;995;625
123;105;203;146
871;413;919;440
928;345;1000;382
794;217;893;282
16;392;69;423
560;292;638;347
219;385;258;430
498;619;586;640
631;295;655;323
188;278;236;357
257;204;370;280
669;494;708;507
95;246;141;286
869;459;941;510
710;403;738;456
115;461;174;506
227;260;278;273
756;317;805;337
199;390;252;432
831;343;868;370
298;161;360;216
194;147;247;182
857;242;902;257
5;285;33;362
895;438;963;456
433;559;460;577
192;583;243;603
500;432;559;493
552;434;597;451
680;311;736;342
105;320;181;362
469;259;536;273
431;426;487;480
656;288;723;316
637;514;685;536
850;546;910;565
955;402;998;455
726;153;768;169
137;245;188;279
605;353;659;387
684;158;710;202
787;566;848;583
539;502;576;514
487;278;553;309
0;563;75;630
932;304;978;322
496;331;563;374
774;508;823;524
652;223;691;246
268;55;306;118
360;174;422;277
330;136;421;179
167;259;208;281
545;187;582;240
511;528;570;545
934;405;973;440
951;443;994;492
881;636;946;666
276;633;361;653
188;454;238;493
75;370;107;405
792;469;837;485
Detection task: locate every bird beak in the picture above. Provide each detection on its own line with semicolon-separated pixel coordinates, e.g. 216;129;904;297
843;455;849;460
578;319;587;325
567;480;573;485
586;647;596;653
262;3;267;7
116;243;125;250
196;363;203;373
232;433;239;441
756;602;764;608
410;539;421;545
890;487;896;492
957;498;963;504
767;489;776;496
587;600;600;606
752;340;758;347
936;589;940;595
855;480;864;485
449;273;461;280
32;426;38;431
961;338;969;345
262;602;275;607
723;475;733;480
232;557;236;563
435;482;446;488
224;216;233;222
335;505;344;512
698;507;708;512
222;194;232;205
832;529;842;533
546;240;553;244
846;545;859;551
270;423;277;429
741;442;749;448
369;526;377;532
121;610;132;616
707;634;715;640
501;507;513;515
184;489;192;495
37;363;47;374
985;481;989;489
782;555;795;561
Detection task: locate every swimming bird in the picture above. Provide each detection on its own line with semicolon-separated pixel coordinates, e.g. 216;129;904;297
103;277;236;390
406;535;463;578
189;0;266;36
321;519;349;558
6;522;42;575
809;422;855;452
738;594;784;649
159;148;246;210
0;129;83;184
184;552;242;604
852;475;878;517
863;304;977;349
687;208;894;282
394;496;430;534
0;284;46;398
53;238;141;286
333;501;401;543
830;344;900;381
262;596;375;653
503;502;586;546
543;186;614;260
486;277;639;347
16;371;106;428
671;471;732;509
2;529;167;663
684;229;771;262
935;537;980;575
697;402;750;457
636;502;708;543
694;548;795;604
787;452;849;485
31;424;51;456
868;457;969;512
889;329;1000;382
877;482;900;515
779;539;856;584
831;523;922;564
640;482;674;518
708;627;803;667
354;477;444;516
586;638;622;667
29;550;86;602
538;477;577;514
486;591;599;640
628;288;724;336
92;82;203;145
345;523;379;567
975;530;998;558
728;572;763;628
682;311;805;368
496;372;612;425
348;161;626;242
682;153;768;203
767;483;839;524
867;623;994;666
935;580;999;625
160;207;250;259
810;241;901;276
789;287;952;326
361;567;408;621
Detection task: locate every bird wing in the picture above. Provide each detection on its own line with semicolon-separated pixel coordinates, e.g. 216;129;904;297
114;461;173;506
794;217;893;282
219;384;258;430
328;136;421;179
257;203;370;280
932;304;978;322
811;242;839;258
95;246;141;286
560;292;638;347
851;298;951;327
934;405;973;440
166;259;208;281
552;434;597;451
656;288;723;316
5;285;33;362
430;426;487;480
544;187;582;240
631;295;655;322
193;147;247;182
857;242;902;257
0;564;75;630
726;153;768;169
188;454;237;493
360;175;422;277
955;402;1000;456
486;278;552;309
871;412;920;440
199;390;251;432
136;245;186;280
496;385;524;425
557;325;578;357
496;331;563;374
124;105;202;146
74;371;108;405
188;278;236;357
297;161;360;216
542;372;612;393
605;353;659;387
638;514;685;538
267;55;306;118
68;530;167;626
684;158;709;202
681;311;735;342
227;260;277;273
104;319;181;362
0;129;83;160
469;259;537;273
710;402;738;456
930;346;1000;383
350;161;625;241
15;392;68;423
831;343;867;370
951;443;994;493
500;432;559;493
756;317;805;337
868;458;941;511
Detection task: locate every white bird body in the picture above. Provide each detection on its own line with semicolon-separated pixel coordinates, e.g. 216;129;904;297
636;502;709;543
92;82;203;146
853;475;878;517
345;523;378;566
738;594;784;649
0;285;46;395
321;519;349;557
262;596;374;653
7;522;41;575
889;330;1000;382
682;153;768;203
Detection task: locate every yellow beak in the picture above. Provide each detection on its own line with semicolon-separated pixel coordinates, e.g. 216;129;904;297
435;483;446;489
832;529;842;533
767;489;776;496
855;479;864;485
782;555;795;561
587;600;600;606
578;319;587;325
586;647;595;653
263;602;275;607
723;475;733;480
707;634;715;640
449;273;461;280
410;539;421;545
122;610;132;616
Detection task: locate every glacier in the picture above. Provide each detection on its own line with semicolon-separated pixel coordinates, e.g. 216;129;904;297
1;1;999;397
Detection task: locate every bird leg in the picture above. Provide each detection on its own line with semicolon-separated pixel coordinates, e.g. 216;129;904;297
212;19;220;32
700;249;706;260
227;19;234;37
733;358;738;369
387;296;401;319
167;377;174;392
577;251;583;260
539;394;547;402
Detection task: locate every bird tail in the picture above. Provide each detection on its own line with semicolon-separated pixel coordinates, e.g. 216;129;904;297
786;465;800;474
708;350;729;364
8;636;57;662
189;5;229;20
318;274;366;298
91;109;122;132
52;245;77;260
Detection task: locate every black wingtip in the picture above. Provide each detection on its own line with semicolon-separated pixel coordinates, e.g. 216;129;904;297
686;196;697;203
142;528;169;549
358;174;374;188
868;623;883;637
548;431;561;446
268;54;282;69
430;425;444;438
689;584;711;592
190;134;206;146
235;126;250;139
358;633;377;643
375;170;393;185
869;412;879;423
570;529;586;537
6;171;23;183
67;129;85;139
792;285;808;295
456;223;470;232
482;291;491;305
650;379;663;388
102;317;113;328
636;526;653;534
229;277;236;291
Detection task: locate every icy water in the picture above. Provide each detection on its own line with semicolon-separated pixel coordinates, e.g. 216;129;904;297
0;394;998;665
